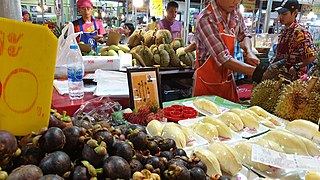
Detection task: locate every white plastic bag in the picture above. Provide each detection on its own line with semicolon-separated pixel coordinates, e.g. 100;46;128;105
55;22;82;77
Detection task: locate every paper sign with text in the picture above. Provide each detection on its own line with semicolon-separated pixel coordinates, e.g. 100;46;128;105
251;144;320;171
150;0;163;17
0;18;57;135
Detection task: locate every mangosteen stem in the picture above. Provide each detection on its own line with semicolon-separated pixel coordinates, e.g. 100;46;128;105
306;76;318;94
0;171;8;180
87;139;99;148
82;161;102;177
94;146;107;156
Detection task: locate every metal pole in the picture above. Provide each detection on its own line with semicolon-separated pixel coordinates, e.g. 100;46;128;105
200;0;204;12
264;0;273;33
184;0;190;45
41;0;45;24
257;0;263;32
60;0;65;25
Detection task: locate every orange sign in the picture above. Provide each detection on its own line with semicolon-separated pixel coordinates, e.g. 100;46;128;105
0;18;57;135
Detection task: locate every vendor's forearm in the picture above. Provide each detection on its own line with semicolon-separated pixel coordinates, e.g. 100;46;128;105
240;37;253;54
222;58;255;76
184;42;196;53
297;56;317;67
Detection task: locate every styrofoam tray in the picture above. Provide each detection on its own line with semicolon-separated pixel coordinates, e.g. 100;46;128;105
182;100;229;117
146;122;209;151
178;117;243;143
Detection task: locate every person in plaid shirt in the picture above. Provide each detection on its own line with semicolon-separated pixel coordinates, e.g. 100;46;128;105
273;0;317;79
192;0;286;102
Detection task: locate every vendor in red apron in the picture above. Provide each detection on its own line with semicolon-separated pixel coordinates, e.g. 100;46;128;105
73;0;106;52
193;0;287;103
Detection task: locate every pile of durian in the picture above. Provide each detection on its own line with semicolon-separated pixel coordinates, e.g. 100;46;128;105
251;76;320;123
128;29;195;67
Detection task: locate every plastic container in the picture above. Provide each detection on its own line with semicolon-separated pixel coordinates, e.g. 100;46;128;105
164;104;198;122
67;44;84;100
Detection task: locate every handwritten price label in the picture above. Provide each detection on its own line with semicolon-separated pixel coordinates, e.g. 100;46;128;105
0;18;57;136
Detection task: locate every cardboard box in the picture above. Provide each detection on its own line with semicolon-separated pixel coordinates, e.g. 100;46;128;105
83;53;132;72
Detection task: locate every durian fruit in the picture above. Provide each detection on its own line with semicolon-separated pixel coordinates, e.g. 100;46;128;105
274;77;320;123
135;42;154;66
250;76;285;113
171;38;184;51
143;30;156;47
155;29;172;45
158;48;170;67
128;29;145;48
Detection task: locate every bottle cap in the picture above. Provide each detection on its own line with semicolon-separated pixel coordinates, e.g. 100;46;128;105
70;44;79;49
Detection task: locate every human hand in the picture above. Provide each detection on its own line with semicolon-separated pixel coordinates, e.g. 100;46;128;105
244;51;260;66
288;66;300;80
252;59;287;83
94;34;104;42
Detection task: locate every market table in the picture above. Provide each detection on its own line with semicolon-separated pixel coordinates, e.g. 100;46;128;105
51;88;130;116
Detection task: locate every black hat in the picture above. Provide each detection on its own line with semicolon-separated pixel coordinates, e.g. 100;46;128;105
274;0;299;14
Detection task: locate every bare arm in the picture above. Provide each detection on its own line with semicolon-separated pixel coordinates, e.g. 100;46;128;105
240;37;260;66
184;42;196;53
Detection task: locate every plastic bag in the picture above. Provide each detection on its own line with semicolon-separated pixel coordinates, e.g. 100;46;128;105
73;96;122;125
55;22;82;77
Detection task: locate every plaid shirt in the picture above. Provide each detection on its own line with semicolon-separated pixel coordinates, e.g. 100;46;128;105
194;0;249;67
275;20;317;72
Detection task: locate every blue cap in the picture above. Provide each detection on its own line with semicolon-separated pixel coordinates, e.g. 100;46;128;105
70;44;79;49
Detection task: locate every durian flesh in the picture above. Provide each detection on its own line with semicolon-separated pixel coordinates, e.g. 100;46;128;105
274;80;320;123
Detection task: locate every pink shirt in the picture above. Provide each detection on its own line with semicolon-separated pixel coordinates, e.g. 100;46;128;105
194;0;249;66
159;19;183;40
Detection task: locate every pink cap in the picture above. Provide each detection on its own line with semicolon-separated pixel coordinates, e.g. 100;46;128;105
77;0;93;8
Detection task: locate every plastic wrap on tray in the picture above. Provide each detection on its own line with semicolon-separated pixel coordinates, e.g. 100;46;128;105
73;96;122;125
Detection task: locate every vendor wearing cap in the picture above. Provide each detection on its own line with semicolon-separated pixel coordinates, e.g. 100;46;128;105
273;0;317;79
73;0;106;51
22;10;31;22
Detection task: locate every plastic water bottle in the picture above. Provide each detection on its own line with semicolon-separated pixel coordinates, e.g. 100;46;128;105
67;44;84;100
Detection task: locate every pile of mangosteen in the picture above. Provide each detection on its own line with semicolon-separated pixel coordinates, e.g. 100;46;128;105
0;109;230;180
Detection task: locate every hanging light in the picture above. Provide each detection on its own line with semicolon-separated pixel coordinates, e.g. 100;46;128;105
36;2;42;12
133;0;144;8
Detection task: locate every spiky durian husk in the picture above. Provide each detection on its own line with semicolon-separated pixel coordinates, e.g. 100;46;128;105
250;79;282;113
308;60;320;77
274;80;320;122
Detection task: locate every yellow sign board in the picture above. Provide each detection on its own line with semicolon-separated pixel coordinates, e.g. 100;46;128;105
242;0;256;12
0;18;57;136
150;0;163;17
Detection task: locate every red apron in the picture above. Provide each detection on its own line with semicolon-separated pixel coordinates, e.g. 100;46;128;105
193;4;239;103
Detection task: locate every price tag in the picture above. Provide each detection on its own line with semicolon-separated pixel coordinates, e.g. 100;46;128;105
251;144;320;171
0;18;57;135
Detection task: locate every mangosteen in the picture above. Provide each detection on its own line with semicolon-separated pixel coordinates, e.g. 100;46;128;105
103;156;131;180
164;164;191;180
173;148;187;157
72;166;88;180
39;127;66;153
94;130;114;148
147;141;160;155
168;157;188;168
188;159;207;173
128;130;148;150
110;141;133;163
158;138;176;151
145;156;166;173
190;167;206;180
0;130;18;168
14;144;44;166
160;151;174;160
130;159;143;175
73;119;93;129
82;143;107;167
39;174;64;180
128;124;147;134
39;151;71;176
63;126;85;154
7;165;43;180
49;110;72;129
